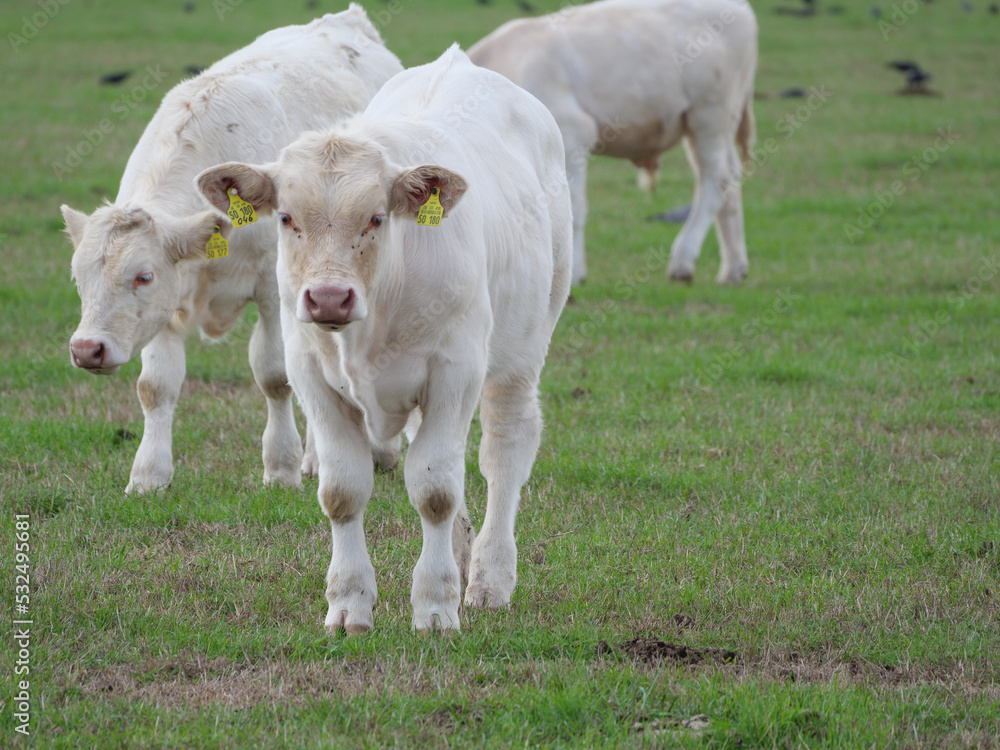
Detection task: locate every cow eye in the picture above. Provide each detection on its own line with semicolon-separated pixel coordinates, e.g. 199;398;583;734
279;213;293;228
370;214;385;230
134;272;153;287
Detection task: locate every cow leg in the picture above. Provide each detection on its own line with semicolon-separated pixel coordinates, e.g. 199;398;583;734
559;111;598;285
301;424;318;477
714;142;749;284
250;304;303;487
565;151;590;285
292;348;377;635
127;328;186;494
634;156;660;194
668;130;733;283
466;373;541;609
404;373;481;632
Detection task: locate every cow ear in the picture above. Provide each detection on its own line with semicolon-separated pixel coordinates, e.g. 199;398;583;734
160;211;234;263
61;205;90;246
195;162;279;217
390;165;467;219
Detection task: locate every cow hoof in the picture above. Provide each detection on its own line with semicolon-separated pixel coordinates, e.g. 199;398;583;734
125;475;172;495
716;265;748;285
464;583;512;610
413;610;460;634
325;608;373;636
668;267;694;284
263;467;302;488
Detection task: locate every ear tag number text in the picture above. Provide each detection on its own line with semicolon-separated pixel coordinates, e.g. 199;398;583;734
206;225;229;259
227;188;258;227
416;188;443;227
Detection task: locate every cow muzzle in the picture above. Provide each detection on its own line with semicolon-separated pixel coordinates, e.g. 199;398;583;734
299;285;363;331
69;337;123;375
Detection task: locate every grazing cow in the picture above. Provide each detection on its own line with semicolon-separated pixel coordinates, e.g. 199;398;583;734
469;0;758;284
196;46;571;633
60;7;402;493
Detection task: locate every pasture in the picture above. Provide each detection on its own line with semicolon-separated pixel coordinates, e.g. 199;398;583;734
1;0;998;747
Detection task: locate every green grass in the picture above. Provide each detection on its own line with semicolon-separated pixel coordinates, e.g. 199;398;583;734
2;0;999;747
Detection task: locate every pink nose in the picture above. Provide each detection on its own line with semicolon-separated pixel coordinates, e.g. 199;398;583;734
304;285;355;326
70;339;106;369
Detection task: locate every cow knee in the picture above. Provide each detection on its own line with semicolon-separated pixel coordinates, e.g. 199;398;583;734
415;490;455;526
320;485;363;523
136;377;162;412
258;374;292;401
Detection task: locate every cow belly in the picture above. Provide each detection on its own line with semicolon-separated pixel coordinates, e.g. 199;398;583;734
599;116;684;162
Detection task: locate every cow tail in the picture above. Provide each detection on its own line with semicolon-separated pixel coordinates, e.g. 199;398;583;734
736;89;755;164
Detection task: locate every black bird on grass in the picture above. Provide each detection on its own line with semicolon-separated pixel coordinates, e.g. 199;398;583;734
99;70;131;85
648;204;692;224
776;0;817;17
887;60;933;94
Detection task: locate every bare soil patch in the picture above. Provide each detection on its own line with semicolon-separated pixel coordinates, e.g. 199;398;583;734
598;636;738;666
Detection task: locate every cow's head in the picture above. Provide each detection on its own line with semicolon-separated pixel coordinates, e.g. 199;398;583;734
196;132;467;332
61;203;230;374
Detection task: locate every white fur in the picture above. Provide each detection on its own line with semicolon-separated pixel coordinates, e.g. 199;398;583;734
469;0;758;284
61;7;402;493
198;46;571;633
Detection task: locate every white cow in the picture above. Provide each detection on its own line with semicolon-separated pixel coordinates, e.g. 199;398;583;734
61;7;402;494
469;0;758;284
196;46;571;633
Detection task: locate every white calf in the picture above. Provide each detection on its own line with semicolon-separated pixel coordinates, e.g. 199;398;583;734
61;7;402;493
470;0;758;284
197;46;571;633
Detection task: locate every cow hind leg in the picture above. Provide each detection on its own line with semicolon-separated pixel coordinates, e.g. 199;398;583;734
714;142;749;284
565;149;590;285
466;373;542;609
301;424;318;477
668;127;735;283
558;110;598;285
250;308;303;487
127;328;186;494
368;430;401;472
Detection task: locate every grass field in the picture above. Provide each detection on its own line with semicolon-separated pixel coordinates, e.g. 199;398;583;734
2;0;999;747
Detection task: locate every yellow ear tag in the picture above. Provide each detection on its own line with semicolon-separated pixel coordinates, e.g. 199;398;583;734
226;188;258;228
416;187;443;227
206;225;229;259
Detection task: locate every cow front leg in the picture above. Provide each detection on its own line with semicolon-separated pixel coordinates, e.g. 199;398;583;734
250;303;302;487
127;328;186;494
405;375;481;633
289;347;377;634
467;373;542;609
